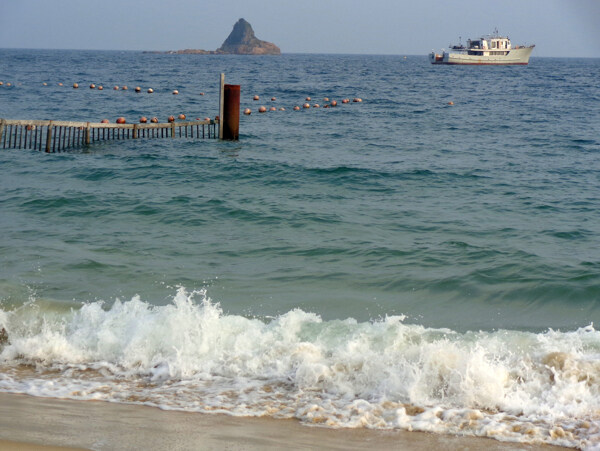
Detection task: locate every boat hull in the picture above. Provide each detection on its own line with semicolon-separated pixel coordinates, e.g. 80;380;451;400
430;46;534;65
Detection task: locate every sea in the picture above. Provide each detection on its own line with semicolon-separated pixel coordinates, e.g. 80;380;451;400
1;49;599;448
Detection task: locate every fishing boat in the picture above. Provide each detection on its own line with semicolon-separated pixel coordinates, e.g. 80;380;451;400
429;31;534;65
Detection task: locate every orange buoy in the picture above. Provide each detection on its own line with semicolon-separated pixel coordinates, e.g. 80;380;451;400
89;83;96;89
204;117;211;122
0;82;3;86
100;119;109;124
6;83;11;87
305;96;311;101
269;106;276;111
42;82;47;86
178;113;186;120
116;117;126;124
98;86;103;90
279;107;285;111
214;115;219;121
58;83;63;86
258;106;267;113
353;98;362;103
303;103;310;109
173;90;179;95
135;86;141;92
168;115;175;123
342;98;349;104
150;117;158;123
243;108;251;115
140;117;148;123
331;100;337;107
147;88;154;93
253;95;260;101
73;83;79;89
271;97;276;101
122;86;128;90
293;106;300;111
113;86;119;90
313;104;320;108
199;92;205;96
323;97;329;102
447;101;454;105
26;125;36;131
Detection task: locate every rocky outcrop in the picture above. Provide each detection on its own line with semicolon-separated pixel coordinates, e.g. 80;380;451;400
157;19;280;55
216;19;280;55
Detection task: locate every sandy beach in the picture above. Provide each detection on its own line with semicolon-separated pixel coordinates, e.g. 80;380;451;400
0;392;565;451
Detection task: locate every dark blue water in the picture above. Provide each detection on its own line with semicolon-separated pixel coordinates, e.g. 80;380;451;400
1;50;600;447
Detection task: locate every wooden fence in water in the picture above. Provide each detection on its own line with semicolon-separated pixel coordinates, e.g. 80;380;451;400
0;118;218;152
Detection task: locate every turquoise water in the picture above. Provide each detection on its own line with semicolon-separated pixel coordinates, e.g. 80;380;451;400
1;50;600;447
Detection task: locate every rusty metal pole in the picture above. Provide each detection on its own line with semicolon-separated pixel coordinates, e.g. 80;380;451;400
223;84;240;140
218;73;225;139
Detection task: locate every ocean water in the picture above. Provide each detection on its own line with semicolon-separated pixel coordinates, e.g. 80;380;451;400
1;49;600;448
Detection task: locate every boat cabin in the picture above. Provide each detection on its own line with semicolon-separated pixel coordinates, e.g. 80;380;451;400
466;36;511;56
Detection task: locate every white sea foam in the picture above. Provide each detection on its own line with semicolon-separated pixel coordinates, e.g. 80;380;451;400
1;288;599;449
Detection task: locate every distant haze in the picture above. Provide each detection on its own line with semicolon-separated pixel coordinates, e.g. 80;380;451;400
0;0;598;57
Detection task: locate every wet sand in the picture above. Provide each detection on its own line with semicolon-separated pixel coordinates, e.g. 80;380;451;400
0;393;565;450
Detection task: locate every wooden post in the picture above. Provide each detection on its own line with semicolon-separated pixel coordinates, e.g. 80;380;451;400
45;122;53;153
171;122;176;138
223;84;240;140
218;73;225;140
0;119;4;148
133;124;138;139
85;122;90;145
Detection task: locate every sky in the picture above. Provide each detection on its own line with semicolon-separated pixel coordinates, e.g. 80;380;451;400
0;0;599;57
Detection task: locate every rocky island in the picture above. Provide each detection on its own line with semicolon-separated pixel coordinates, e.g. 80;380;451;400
165;19;280;55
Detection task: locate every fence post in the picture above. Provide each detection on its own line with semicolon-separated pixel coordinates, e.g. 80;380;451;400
223;84;240;140
133;124;138;139
45;121;53;153
171;122;175;138
0;119;4;147
218;73;225;140
85;122;91;145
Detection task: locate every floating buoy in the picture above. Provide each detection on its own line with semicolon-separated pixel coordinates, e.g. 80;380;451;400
168;115;175;123
323;97;329;102
0;82;3;86
204;117;211;122
26;125;36;131
303;103;310;109
42;82;47;86
342;98;349;104
244;108;251;115
269;106;276;111
173;90;179;95
73;83;79;89
253;95;259;101
178;113;186;120
89;84;95;89
113;86;119;90
293;106;300;111
215;115;219;121
306;97;311;101
199;92;205;96
447;101;454;105
279;107;285;111
135;87;141;92
98;86;103;90
258;106;267;113
6;83;11;87
58;83;63;86
100;119;109;124
331;100;337;107
122;86;128;90
313;104;320;108
116;117;126;124
147;88;153;93
271;97;276;101
150;117;158;123
140;117;148;123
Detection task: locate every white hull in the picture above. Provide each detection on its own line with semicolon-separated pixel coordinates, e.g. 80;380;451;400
430;45;534;65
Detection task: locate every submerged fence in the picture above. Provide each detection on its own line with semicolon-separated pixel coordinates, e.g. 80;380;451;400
0;119;218;152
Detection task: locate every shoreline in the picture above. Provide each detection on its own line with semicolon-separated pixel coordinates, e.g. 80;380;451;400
0;392;565;451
